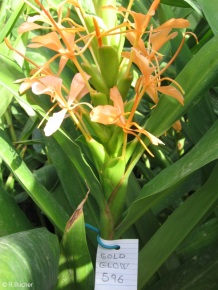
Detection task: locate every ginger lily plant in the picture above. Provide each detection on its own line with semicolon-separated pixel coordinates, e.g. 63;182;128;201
6;0;189;237
2;0;218;289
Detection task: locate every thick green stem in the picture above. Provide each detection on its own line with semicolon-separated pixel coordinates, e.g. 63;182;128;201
108;176;129;227
100;204;114;239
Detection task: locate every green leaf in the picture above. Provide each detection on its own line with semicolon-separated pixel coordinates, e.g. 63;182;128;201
56;245;73;290
146;244;218;290
45;135;100;234
60;195;94;290
176;218;218;261
197;0;218;35
160;0;193;8
34;164;59;192
0;186;32;237
138;162;218;288
183;0;202;15
0;228;59;289
0;53;24;95
115;119;218;237
52;130;106;211
0;128;69;233
0;2;25;44
0;87;13;118
33;164;77;216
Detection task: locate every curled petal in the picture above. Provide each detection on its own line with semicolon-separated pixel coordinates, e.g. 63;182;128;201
150;29;178;54
44;109;67;136
153;18;190;32
32;76;61;94
28;32;64;52
146;82;159;104
90;86;126;126
110;86;126;125
18;22;44;34
157;86;184;105
68;73;90;104
31;76;65;106
132;48;155;84
110;87;124;115
32;81;53;95
125;32;148;56
57;56;69;76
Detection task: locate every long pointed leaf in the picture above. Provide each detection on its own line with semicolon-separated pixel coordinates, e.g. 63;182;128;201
46;135;100;221
0;186;32;236
0;128;69;232
115;119;218;237
138;162;218;288
0;2;25;43
197;0;218;35
60;195;94;290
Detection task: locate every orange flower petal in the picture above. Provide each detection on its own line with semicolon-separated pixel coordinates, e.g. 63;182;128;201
90;105;119;124
132;48;155;84
18;22;43;34
153;18;190;31
68;73;90;104
119;6;155;34
57;56;69;76
125;32;148;56
150;29;178;54
146;82;159;104
90;86;126;126
157;85;184;105
28;32;64;52
31;76;65;106
110;87;124;114
32;76;61;94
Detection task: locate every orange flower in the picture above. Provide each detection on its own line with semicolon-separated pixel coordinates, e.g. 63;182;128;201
119;0;160;38
19;0;82;35
90;86;163;154
19;0;88;76
30;73;91;136
148;18;189;58
125;17;189;59
132;48;184;105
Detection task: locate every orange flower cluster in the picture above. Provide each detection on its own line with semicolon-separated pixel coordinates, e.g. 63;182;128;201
7;0;190;155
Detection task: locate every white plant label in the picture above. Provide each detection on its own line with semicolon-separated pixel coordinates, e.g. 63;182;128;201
94;239;139;290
